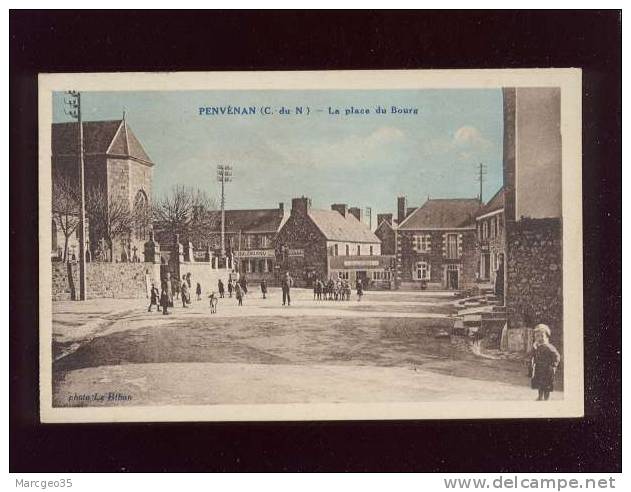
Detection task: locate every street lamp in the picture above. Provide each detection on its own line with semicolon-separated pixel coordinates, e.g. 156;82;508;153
216;164;233;258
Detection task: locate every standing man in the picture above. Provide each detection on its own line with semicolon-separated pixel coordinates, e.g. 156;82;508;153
282;271;292;306
181;277;189;308
260;279;268;299
228;279;233;298
218;278;225;298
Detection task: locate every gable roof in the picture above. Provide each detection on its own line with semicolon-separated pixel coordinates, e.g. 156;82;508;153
52;120;153;166
207;208;288;234
476;187;505;218
308;209;380;243
398;198;481;230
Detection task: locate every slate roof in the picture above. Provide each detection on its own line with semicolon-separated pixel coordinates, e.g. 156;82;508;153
398;198;481;230
52;120;153;166
476;187;505;218
308;209;380;243
206;208;288;233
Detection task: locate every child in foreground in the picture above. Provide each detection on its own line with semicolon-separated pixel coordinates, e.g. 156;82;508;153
529;324;561;401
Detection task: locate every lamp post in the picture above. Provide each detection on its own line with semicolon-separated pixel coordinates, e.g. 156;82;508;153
64;91;87;300
216;164;233;258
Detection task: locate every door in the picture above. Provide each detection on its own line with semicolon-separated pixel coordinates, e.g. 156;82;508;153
447;267;459;290
482;253;490;280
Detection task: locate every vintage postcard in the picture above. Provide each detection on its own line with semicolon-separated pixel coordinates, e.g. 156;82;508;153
38;69;583;422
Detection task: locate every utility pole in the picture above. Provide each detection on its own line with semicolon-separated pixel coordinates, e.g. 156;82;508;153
65;91;87;300
216;164;233;258
476;162;487;203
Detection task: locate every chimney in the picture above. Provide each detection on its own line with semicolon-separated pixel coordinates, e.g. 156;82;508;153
348;207;363;222
331;203;348;217
279;202;284;212
406;206;418;217
291;196;311;216
377;213;393;226
397;196;407;224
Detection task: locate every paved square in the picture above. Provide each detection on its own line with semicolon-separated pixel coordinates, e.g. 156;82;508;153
52;288;561;406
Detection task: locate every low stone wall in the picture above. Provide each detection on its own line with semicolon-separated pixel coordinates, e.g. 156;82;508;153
505;217;563;346
52;261;156;300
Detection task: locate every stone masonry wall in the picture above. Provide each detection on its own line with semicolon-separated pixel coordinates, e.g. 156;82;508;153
398;229;478;289
52;261;152;300
274;212;328;286
505;217;563;346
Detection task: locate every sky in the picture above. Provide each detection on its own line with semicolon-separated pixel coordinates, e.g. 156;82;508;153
53;89;504;221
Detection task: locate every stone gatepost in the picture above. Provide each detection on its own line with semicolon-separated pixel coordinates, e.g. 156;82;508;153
185;241;195;263
144;231;161;264
173;234;184;263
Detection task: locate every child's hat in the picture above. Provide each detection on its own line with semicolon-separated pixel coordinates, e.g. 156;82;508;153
533;324;551;337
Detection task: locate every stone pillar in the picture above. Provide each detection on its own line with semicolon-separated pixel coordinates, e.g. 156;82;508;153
144;231;161;264
186;241;195;262
174;234;184;263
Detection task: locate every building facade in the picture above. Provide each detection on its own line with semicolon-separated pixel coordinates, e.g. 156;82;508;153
51;119;153;263
503;87;563;345
395;198;481;290
275;197;389;287
475;187;506;286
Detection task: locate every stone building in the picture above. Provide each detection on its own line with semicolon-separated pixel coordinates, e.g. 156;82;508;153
275;197;389;287
395;197;481;290
475;187;505;286
375;213;396;255
51;118;153;262
503;87;563;345
213;204;288;283
153;204;288;284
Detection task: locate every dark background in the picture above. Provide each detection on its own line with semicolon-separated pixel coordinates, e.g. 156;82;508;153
10;10;621;472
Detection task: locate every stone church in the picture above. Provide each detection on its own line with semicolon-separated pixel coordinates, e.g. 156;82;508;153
51;118;153;262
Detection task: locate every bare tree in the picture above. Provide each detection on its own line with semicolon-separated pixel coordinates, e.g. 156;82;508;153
152;185;219;246
86;186;135;262
52;171;80;262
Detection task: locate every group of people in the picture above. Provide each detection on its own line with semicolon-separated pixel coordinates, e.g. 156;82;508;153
147;274;205;315
313;277;364;301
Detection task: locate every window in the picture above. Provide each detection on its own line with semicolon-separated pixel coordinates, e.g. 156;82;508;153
415;262;430;280
356;245;361;256
446;234;459;259
260;235;270;248
334;244;339;256
345;244;350;256
373;271;391;280
338;271;350;280
482;222;489;240
413;235;431;252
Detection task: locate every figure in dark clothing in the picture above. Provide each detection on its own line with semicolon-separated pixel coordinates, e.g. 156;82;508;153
495;256;505;301
528;324;561;401
228;280;233;298
240;276;248;295
160;285;170;315
218;279;225;298
281;272;292;306
235;283;243;306
181;279;189;308
260;279;268;299
356;278;364;301
147;284;159;312
196;282;202;301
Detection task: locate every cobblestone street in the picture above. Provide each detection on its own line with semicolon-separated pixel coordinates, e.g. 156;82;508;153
51;288;562;406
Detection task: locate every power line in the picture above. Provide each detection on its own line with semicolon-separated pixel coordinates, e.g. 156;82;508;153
476;162;487;203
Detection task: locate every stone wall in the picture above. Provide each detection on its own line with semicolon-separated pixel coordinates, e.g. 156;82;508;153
505;217;563;345
52;261;156;300
275;209;329;286
397;229;478;289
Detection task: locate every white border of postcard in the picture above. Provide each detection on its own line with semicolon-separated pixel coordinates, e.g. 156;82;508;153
38;69;583;422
